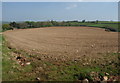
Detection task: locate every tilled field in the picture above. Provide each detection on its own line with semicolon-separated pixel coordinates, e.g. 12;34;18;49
3;27;118;61
3;27;119;81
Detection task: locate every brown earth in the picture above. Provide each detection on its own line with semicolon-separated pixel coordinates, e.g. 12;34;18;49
3;27;118;61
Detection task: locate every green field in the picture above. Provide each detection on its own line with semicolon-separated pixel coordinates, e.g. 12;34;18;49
88;24;118;31
68;21;119;32
2;21;120;32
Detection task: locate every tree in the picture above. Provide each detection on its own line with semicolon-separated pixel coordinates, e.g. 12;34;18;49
32;22;40;28
25;21;35;28
2;24;12;31
17;23;28;29
50;20;57;26
96;20;98;24
9;22;18;28
82;20;85;23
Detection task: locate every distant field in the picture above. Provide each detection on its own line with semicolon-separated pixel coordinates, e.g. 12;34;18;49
87;24;118;31
2;27;119;81
2;21;119;32
74;22;119;31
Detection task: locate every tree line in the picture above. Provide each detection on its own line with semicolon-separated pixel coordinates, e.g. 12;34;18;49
2;20;99;31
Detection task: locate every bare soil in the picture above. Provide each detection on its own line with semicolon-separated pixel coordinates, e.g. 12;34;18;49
3;27;118;61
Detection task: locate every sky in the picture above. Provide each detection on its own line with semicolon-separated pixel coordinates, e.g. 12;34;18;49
2;2;118;22
2;0;120;2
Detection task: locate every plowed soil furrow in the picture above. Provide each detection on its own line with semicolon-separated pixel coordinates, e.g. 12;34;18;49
3;27;118;61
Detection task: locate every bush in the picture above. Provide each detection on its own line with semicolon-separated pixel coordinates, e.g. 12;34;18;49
2;24;12;31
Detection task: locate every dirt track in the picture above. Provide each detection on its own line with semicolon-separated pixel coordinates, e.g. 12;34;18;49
3;27;118;61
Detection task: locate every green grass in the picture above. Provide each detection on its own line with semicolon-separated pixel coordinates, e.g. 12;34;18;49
77;22;119;32
69;21;119;32
2;35;35;81
44;56;119;81
0;34;2;81
97;21;120;24
87;24;119;31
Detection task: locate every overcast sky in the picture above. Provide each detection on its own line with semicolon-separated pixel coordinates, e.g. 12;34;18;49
2;2;118;21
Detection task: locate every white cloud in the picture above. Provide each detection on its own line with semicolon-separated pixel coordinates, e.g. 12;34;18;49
66;4;78;10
